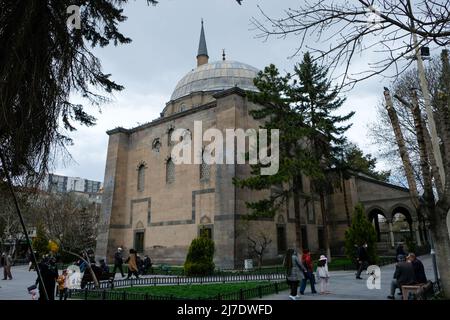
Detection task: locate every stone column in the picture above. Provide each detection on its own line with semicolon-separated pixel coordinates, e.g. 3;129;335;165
413;221;422;247
388;222;395;248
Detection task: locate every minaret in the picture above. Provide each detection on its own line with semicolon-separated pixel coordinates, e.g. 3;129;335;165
197;19;209;67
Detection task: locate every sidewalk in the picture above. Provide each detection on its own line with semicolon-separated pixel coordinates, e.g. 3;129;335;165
0;255;434;300
255;255;434;300
0;266;176;300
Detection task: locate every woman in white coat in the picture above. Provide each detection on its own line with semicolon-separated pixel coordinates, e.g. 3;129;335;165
316;255;330;294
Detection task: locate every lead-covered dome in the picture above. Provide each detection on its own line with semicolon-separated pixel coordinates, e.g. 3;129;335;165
170;61;259;101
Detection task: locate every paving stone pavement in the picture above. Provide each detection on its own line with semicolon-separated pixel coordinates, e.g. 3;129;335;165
0;255;435;300
0;266;176;300
255;255;435;300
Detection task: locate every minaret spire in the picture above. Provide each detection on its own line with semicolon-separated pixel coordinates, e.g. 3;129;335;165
197;19;209;67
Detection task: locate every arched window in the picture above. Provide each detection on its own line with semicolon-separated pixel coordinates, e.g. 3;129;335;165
167;128;174;146
152;138;161;152
166;158;175;183
137;164;145;191
200;154;210;181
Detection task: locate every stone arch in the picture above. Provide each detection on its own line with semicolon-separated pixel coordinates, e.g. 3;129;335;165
390;205;414;246
367;206;387;242
388;203;415;222
135;221;145;229
200;215;212;225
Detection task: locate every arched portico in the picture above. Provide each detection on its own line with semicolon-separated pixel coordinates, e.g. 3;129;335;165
390;205;422;248
367;206;387;242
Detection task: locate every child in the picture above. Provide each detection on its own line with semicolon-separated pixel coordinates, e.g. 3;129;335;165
317;255;330;294
57;270;69;300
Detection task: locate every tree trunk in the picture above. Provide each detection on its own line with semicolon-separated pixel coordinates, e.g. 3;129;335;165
293;175;303;251
431;202;450;296
341;171;351;226
421;117;444;197
395;91;435;205
319;191;332;262
384;89;420;209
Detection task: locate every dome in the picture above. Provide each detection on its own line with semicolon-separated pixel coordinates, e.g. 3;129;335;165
170;61;259;101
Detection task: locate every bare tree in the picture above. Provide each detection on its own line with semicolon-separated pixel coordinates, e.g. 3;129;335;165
247;232;273;269
32;192;100;253
252;0;450;88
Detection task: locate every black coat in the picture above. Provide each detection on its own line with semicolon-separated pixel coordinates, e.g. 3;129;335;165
393;261;416;286
357;246;369;262
36;262;58;300
114;251;123;265
411;259;427;284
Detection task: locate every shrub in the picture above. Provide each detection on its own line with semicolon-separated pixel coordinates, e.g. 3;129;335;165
184;233;215;276
344;203;378;264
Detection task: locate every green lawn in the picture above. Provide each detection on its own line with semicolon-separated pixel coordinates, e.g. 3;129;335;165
119;281;276;299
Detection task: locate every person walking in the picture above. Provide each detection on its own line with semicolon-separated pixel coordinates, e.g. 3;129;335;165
56;270;69;301
387;254;416;299
2;253;13;280
396;243;406;262
299;249;317;295
113;247;125;278
284;248;306;300
356;242;369;279
125;249;140;279
317;255;330;294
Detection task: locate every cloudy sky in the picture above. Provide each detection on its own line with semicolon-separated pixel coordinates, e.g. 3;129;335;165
54;0;393;182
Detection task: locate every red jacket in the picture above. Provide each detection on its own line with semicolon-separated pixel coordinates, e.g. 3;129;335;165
302;253;313;272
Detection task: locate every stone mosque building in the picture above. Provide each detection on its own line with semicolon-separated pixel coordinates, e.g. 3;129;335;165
95;22;424;268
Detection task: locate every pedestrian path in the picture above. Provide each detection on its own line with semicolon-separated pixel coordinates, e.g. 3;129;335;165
0;255;434;300
255;255;434;300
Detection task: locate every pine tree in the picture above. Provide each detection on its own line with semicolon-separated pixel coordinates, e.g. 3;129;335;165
0;1;157;181
235;53;354;257
344;203;378;264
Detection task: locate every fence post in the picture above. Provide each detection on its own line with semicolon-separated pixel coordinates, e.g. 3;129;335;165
239;289;244;300
84;287;88;300
123;291;126;301
102;290;106;300
275;282;279;294
258;286;262;298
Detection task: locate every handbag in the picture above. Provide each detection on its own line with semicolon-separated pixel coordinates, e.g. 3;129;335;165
27;284;37;292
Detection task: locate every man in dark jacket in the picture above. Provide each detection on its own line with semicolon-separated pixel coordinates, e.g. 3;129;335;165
387;254;416;299
407;253;427;284
356;243;369;279
36;256;59;300
112;247;125;278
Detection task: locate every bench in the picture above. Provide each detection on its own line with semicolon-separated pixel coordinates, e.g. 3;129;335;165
401;281;434;300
